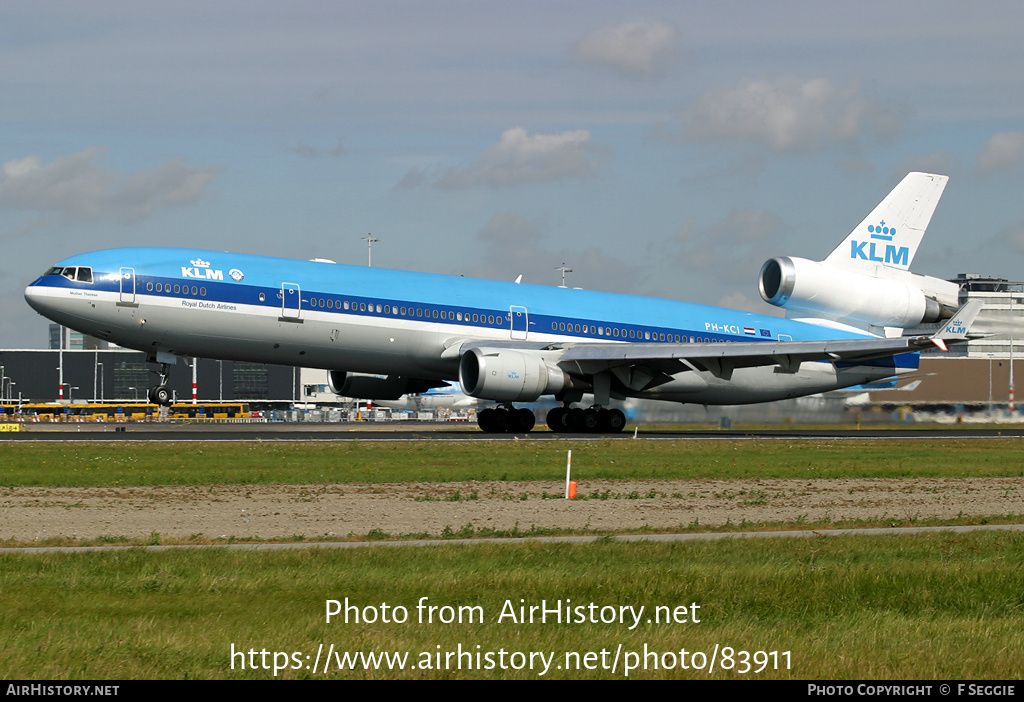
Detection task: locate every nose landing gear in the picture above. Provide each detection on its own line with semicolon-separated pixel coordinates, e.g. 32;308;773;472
147;362;173;406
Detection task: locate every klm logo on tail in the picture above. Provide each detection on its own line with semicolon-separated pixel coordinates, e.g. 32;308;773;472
850;220;909;266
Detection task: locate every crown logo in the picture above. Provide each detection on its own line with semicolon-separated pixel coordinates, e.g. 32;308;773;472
867;221;895;241
190;258;211;268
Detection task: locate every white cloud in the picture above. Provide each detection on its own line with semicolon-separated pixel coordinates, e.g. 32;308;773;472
408;127;608;190
0;147;221;223
573;19;678;77
977;132;1024;172
677;78;904;153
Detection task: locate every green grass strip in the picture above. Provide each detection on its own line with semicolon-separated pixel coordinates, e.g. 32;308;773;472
3;438;1024;487
1;531;1021;679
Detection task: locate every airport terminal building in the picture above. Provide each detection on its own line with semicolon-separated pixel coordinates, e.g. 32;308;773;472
0;347;304;406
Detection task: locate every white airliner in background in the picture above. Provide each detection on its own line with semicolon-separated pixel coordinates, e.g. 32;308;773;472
24;173;980;433
371;382;486;412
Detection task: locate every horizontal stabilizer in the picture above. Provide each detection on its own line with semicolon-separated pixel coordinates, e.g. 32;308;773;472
930;300;983;350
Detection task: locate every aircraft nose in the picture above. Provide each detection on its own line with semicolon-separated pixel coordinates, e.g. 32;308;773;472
24;278;59;318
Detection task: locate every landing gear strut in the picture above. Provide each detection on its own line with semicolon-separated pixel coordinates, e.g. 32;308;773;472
476;405;536;434
546;406;625;434
147;362;173;406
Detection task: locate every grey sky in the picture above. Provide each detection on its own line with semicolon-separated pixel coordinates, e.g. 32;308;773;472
2;1;1024;347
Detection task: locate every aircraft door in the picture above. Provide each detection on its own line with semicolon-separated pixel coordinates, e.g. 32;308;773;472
510;305;528;340
281;282;302;319
119;267;136;304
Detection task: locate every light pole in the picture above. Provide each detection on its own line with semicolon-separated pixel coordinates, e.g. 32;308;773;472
556;263;573;288
1010;295;1017;412
362;235;379;267
58;325;64;401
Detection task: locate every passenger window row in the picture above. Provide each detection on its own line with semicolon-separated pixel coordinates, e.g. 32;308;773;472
307;297;505;326
145;281;207;297
549;321;721;343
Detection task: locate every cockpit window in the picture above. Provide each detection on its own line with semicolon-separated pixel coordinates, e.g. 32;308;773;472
43;266;93;283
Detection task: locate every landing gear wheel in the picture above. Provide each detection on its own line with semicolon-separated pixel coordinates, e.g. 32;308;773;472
601;408;626;433
546;407;568;432
477;408;496;432
512;408;536;433
149;385;172;406
490;408;510;433
581;409;601;432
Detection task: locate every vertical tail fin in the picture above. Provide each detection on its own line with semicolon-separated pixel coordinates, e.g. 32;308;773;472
824;172;948;272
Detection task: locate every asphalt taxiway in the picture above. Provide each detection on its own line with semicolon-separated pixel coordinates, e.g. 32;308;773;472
3;422;1024;441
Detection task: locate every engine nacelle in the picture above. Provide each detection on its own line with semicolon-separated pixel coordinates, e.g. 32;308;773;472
759;256;956;330
328;371;443;400
459;348;567;402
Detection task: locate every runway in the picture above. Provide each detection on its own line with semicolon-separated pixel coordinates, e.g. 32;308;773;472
3;421;1024;441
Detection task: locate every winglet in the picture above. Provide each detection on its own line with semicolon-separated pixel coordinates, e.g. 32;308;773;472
931;300;983;350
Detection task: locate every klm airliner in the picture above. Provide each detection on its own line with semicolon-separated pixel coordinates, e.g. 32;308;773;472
24;173;980;433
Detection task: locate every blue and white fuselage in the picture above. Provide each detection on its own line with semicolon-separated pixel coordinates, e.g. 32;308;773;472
25;247;909;395
23;174;977;433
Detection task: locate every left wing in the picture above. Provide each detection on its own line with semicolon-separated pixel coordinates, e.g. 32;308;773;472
458;301;982;385
558;300;982;377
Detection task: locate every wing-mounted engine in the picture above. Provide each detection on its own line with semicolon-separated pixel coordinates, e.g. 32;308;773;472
328;371;447;401
759;256;959;331
458;348;570;402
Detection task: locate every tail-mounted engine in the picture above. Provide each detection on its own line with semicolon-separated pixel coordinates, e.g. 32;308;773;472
759;256;959;330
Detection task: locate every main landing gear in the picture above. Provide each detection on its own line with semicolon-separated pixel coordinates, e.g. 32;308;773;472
546;406;626;434
474;404;627;434
147;362;173;406
476;405;536;433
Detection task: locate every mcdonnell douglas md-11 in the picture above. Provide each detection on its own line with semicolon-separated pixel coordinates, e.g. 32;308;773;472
25;172;980;433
